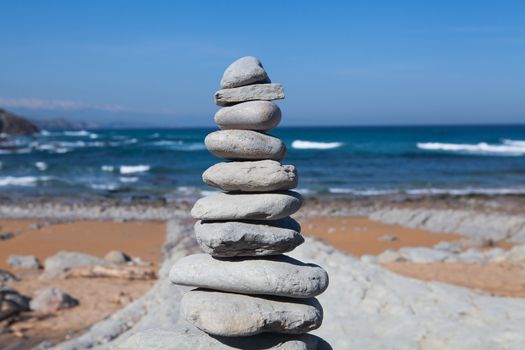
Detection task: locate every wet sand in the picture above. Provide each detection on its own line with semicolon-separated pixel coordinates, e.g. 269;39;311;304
0;219;165;270
299;216;462;256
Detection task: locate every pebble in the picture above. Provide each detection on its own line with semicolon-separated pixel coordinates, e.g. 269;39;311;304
195;217;303;257
214;83;284;106
169;253;328;298
191;191;303;221
30;287;79;313
182;290;323;336
104;250;132;264
7;255;42;269
202;160;297;192
220;56;271;89
215;101;281;131
205;130;287;161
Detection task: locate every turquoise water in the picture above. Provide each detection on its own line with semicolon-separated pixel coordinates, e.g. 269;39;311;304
1;125;525;202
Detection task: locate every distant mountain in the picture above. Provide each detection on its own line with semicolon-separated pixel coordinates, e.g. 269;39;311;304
0;108;39;135
32;117;100;130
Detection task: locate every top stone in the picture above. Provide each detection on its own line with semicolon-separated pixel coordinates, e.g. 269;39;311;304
220;56;271;89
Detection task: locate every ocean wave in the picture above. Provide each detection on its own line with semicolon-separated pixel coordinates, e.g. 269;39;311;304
35;161;48;171
63;130;98;138
119;165;150;174
101;165;115;172
417;141;525;156
119;176;139;183
329;188;396;196
503;139;525;147
0;176;51;186
152;140;206;151
329;187;525;196
291;140;343;150
90;183;119;191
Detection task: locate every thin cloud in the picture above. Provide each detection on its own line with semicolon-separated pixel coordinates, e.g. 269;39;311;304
0;97;132;112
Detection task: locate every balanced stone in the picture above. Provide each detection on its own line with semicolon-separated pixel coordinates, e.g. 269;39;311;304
220;56;271;89
215;84;284;106
205;130;286;161
191;191;303;221
203;160;297;192
182;290;323;336
215;101;281;131
169;254;329;298
195;217;303;257
118;327;320;350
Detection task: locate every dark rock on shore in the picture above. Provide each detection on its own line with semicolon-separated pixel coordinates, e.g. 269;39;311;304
0;108;39;135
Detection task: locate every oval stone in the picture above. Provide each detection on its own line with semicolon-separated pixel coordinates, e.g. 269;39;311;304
214;83;285;106
182;290;323;337
215;101;281;131
195;217;303;257
205;130;287;161
191;191;303;221
169;253;329;298
202;160;297;192
220;56;271;89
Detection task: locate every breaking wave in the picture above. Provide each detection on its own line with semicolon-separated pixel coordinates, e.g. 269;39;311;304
291;140;343;150
417;140;525;156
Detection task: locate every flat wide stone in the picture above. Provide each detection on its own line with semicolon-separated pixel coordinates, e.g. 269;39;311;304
182;290;323;336
215;84;284;106
215;101;281;131
195;217;303;257
191;191;303;221
118;328;320;350
202;160;297;192
169;254;329;298
220;56;271;89
205;130;287;161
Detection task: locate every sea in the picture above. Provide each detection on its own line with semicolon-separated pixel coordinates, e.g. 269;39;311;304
1;125;525;203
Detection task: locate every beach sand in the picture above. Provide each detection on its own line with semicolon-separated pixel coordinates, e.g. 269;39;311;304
1;214;523;348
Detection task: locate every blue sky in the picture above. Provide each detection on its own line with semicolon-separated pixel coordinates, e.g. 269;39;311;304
1;0;524;126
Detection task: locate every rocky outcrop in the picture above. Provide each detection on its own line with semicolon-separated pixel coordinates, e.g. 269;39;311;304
369;207;525;243
0;108;39;135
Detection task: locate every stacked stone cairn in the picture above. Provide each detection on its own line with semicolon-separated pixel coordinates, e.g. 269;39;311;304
169;56;329;349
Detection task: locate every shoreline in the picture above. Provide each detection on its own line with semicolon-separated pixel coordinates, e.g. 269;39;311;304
1;194;525;348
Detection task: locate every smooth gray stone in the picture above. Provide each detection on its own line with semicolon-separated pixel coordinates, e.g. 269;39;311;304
215;84;284;106
7;255;42;269
205;130;287;161
118;328;320;350
215;101;281;131
195;218;303;257
182;290;323;337
169;254;329;298
203;160;297;192
191;191;303;221
220;56;271;89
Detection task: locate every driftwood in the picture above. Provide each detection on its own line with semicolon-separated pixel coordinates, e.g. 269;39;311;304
63;265;157;280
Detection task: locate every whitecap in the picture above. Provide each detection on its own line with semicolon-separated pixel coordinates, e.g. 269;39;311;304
63;130;91;136
90;183;119;191
119;165;150;174
0;176;51;186
417;142;525;156
329;188;396;196
101;165;115;172
152;140;205;151
291;140;343;150
502;139;525;147
35;161;48;171
119;176;139;183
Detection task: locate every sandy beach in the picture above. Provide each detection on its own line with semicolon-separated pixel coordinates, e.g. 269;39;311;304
2;197;525;349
